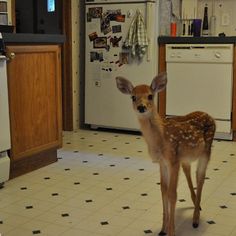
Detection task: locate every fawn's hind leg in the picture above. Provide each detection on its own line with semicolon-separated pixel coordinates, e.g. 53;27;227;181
182;163;197;207
193;156;209;228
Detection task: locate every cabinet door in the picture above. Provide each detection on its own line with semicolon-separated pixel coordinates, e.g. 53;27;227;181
7;45;62;160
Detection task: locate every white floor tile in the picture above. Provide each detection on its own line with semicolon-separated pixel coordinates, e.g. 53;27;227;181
0;130;236;236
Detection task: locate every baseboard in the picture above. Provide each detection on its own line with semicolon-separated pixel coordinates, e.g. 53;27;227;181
10;148;58;179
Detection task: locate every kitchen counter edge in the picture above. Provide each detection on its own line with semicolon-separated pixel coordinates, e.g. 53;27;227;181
2;33;65;44
158;36;236;44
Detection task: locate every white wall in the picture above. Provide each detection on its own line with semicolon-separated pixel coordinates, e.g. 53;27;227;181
198;0;236;36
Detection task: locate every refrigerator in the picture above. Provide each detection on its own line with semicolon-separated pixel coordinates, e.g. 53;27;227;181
85;0;159;130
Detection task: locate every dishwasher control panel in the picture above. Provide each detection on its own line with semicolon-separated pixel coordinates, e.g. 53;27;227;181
166;44;233;63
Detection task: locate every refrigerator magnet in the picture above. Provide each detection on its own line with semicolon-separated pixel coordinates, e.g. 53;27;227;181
90;51;103;62
101;14;110;34
88;32;98;41
87;13;92;22
110;36;122;47
107;9;122;21
112;25;122;33
115;15;125;22
93;37;107;49
119;52;129;64
88;7;103;18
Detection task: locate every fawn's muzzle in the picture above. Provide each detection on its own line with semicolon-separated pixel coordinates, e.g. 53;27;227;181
137;105;147;113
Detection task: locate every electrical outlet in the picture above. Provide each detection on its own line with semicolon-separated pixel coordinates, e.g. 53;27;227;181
94;80;101;87
221;13;230;26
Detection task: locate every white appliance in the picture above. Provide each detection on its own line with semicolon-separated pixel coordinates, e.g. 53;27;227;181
0;34;10;186
85;0;158;130
166;44;233;140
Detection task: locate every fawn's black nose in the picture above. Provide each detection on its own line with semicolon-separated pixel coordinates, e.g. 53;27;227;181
137;105;146;113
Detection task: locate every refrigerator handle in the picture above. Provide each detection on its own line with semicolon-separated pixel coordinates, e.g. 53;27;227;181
146;2;154;62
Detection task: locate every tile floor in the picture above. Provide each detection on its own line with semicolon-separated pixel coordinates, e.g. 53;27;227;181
0;129;236;236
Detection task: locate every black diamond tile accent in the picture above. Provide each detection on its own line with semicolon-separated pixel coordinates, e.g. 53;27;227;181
61;213;69;217
144;229;153;234
21;187;27;190
205;177;210;180
80;137;85;140
64;168;70;171
141;193;148;196
123;177;130;180
213;168;219;171
124;157;130;159
44;177;51;180
230;153;235;156
74;151;79;153
93;133;98;135
220;205;228;209
136;137;141;139
51;193;59;196
114;135;119;137
102;140;107;142
0;220;3;224
89;145;94;147
122;206;130;210
110;164;116;167
57;157;63;160
85;199;93;203
93;173;99;175
100;221;109;225
98;153;104;156
112;147;117;150
125;142;130;144
157;182;161;185
74;182;80;185
25;206;33;209
106;188;113;191
137;150;143;153
230;192;236;196
222;160;228;163
32;230;41;234
83;161;88;163
66;142;71;144
139;169;145;171
207;220;216;224
179;199;186;202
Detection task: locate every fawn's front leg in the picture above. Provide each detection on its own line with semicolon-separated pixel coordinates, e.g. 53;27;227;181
159;163;169;236
167;163;180;236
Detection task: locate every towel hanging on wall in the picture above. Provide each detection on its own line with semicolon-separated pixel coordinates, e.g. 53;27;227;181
123;9;148;60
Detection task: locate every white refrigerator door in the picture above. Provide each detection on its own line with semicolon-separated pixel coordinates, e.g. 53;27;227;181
85;2;158;130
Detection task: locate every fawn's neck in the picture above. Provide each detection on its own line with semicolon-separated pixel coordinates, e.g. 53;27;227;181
138;109;165;162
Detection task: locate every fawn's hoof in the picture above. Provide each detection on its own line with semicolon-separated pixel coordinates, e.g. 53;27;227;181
192;223;199;228
158;231;167;235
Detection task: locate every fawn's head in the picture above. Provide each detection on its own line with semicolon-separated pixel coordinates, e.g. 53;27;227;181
116;72;167;117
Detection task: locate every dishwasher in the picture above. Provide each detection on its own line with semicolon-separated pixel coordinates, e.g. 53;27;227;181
166;44;233;140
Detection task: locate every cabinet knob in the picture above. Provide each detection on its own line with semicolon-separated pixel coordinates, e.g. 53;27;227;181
7;52;15;61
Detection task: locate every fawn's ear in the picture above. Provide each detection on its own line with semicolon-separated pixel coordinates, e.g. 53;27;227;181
150;72;167;93
116;77;134;95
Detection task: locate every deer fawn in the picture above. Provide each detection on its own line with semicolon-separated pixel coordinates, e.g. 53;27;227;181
116;72;215;236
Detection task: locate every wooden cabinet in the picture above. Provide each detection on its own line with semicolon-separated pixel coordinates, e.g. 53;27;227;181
6;44;62;177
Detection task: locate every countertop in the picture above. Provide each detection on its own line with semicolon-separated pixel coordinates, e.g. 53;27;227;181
158;36;236;44
2;33;65;44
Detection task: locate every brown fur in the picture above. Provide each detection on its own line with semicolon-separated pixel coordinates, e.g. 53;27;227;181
116;73;216;236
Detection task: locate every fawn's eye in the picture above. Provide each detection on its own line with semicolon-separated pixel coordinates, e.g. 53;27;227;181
148;94;153;100
131;96;136;102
